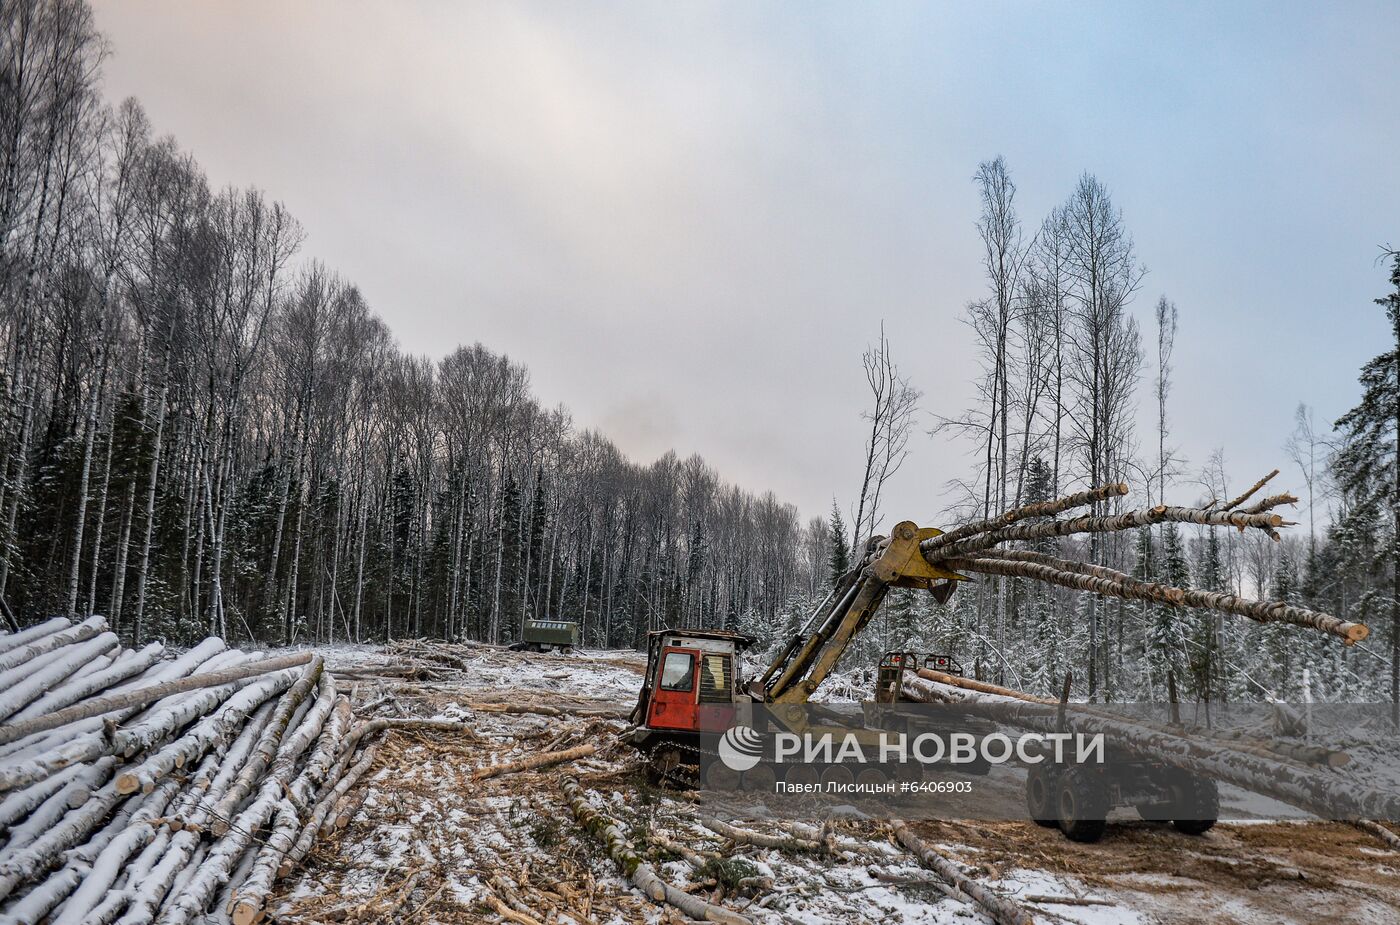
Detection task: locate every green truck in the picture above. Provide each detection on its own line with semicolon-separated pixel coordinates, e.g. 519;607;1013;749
516;618;580;652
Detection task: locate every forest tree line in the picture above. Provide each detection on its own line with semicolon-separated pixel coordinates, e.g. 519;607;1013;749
0;0;817;650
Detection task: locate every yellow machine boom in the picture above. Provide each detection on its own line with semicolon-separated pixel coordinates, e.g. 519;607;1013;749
755;521;968;705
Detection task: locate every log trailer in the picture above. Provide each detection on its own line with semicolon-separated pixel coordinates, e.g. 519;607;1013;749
626;520;1219;843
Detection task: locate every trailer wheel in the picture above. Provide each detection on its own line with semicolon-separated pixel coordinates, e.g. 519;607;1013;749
1025;765;1058;827
1171;775;1219;835
1056;767;1108;843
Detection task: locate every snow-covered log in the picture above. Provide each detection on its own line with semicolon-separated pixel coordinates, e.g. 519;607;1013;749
698;816;823;852
470;743;597;781
0;618;71;654
227;799;299;925
0;627;358;925
279;743;380;877
165;700;275;830
561;776;751;924
0;762;93;831
890;819;1036;925
9;643;163;724
903;670;1400;821
50;777;182;925
0;632;119;722
147;662;331;923
208;658;323;835
0;776;129;900
0;642;288;749
285;696;350;809
0;758;116;864
114;669;298;795
0;616;107;678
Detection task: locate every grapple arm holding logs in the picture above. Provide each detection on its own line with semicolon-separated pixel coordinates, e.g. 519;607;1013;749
759;521;970;704
758;472;1364;708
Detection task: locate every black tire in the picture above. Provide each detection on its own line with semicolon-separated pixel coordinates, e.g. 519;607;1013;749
1171;775;1219;836
1025;765;1058;828
1056;767;1108;843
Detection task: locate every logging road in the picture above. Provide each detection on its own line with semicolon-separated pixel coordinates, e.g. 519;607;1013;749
266;644;1400;925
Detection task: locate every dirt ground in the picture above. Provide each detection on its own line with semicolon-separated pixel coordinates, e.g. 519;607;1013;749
269;645;1400;925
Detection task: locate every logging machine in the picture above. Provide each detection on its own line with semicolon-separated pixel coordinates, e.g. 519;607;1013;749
628;520;974;780
626;519;1219;844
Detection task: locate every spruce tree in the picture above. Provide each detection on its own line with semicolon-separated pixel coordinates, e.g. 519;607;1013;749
1142;523;1190;698
828;501;850;589
1266;548;1298;696
1333;249;1400;720
527;468;548;609
1023;457;1063;695
497;474;522;641
1187;527;1226;701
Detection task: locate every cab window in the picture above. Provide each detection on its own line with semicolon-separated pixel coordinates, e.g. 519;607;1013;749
699;654;732;703
659;651;695;691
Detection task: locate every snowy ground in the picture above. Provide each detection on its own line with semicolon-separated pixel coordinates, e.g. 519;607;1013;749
270;644;1400;924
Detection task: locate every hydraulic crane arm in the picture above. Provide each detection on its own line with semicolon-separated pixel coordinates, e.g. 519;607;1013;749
757;521;969;704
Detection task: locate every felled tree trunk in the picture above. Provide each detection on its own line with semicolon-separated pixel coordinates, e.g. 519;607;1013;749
698;816;822;852
919;482;1129;554
890;819;1036;925
209;659;323;834
9;642;164;723
0;649;310;748
903;672;1400;822
228;799;300;925
560;776;750;925
942;554;1366;643
470;743;597;780
115;670;298;795
924;505;1289;562
1354;819;1400;850
279;744;381;877
0;616;107;676
0;632;120;722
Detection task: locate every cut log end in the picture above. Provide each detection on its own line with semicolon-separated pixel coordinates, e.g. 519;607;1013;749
1344;623;1370;644
231;899;261;925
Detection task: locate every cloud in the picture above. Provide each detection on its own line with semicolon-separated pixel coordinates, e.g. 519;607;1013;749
93;1;1400;524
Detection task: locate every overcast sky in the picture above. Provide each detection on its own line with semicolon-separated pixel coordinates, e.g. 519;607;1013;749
94;1;1400;529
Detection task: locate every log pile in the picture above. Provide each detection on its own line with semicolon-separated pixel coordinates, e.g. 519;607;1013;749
918;474;1369;644
0;616;379;925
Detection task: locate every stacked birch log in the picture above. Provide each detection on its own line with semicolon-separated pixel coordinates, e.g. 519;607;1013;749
0;616;370;925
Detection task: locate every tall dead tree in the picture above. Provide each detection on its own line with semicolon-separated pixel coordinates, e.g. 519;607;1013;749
1062;173;1145;699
